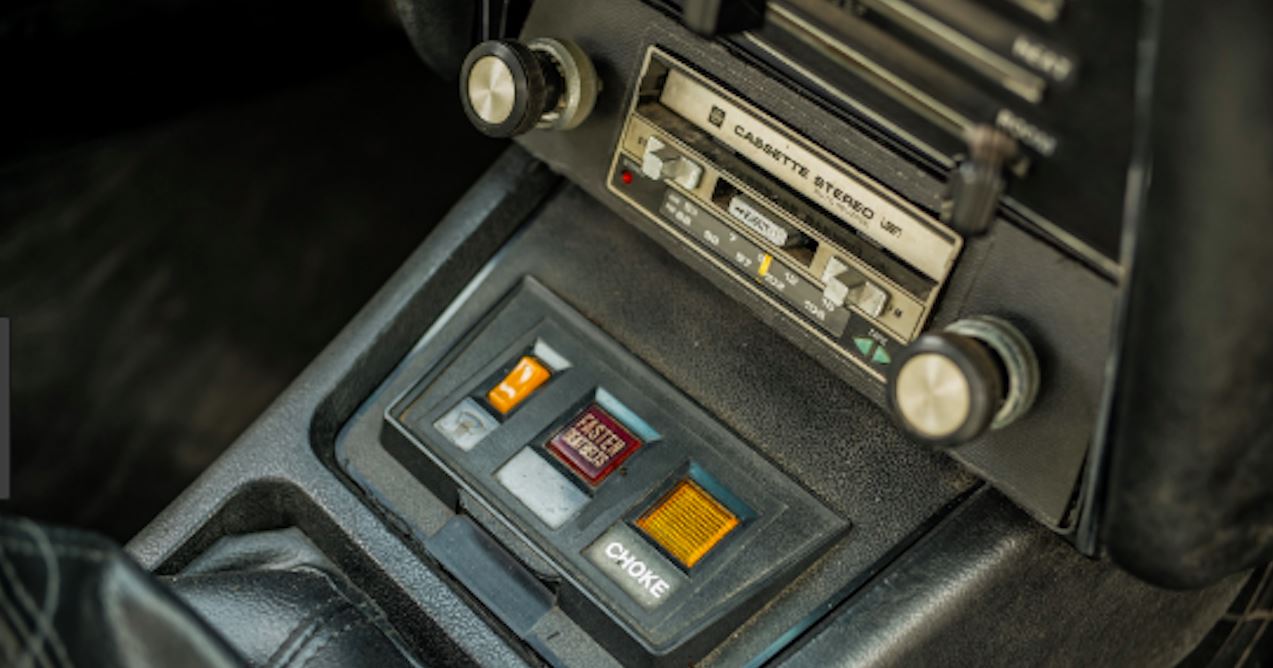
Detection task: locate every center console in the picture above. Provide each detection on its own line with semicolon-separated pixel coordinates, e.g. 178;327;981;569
126;0;1257;665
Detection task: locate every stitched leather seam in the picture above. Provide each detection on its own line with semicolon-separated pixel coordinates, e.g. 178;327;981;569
292;618;371;668
292;566;384;622
0;582;51;668
17;523;66;668
0;539;109;563
264;565;393;668
263;593;350;668
0;546;73;668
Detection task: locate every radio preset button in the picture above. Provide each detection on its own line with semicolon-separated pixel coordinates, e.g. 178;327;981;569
857;282;890;318
823;276;850;308
641;136;677;179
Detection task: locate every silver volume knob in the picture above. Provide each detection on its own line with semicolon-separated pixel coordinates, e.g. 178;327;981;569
467;55;518;126
459;38;599;138
888;316;1040;448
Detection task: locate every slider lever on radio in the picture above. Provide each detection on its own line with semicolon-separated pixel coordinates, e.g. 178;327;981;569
642;136;703;190
941;126;1018;237
822;257;889;318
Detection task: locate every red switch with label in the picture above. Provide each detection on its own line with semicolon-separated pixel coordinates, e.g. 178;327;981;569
547;404;643;485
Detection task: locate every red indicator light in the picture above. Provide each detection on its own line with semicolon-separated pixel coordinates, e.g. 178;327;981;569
621;170;634;185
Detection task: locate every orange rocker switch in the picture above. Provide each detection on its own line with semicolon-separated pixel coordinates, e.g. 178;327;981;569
487;356;552;415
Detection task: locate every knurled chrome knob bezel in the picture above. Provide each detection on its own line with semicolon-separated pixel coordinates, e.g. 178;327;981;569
527;37;598;131
947;315;1040;431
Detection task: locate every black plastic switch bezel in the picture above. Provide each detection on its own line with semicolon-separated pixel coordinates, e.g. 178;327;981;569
381;279;849;659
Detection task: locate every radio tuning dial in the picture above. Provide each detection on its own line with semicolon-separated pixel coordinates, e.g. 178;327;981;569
460;38;599;138
887;316;1039;448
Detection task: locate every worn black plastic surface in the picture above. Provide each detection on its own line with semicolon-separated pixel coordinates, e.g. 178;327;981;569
426;516;556;636
1096;0;1273;588
779;489;1246;667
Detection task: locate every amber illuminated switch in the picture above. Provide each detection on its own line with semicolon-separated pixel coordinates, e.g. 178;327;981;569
487;356;552;414
636;479;740;569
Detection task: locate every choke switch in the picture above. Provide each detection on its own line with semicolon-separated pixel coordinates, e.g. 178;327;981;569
460;38;599;138
887;316;1039;448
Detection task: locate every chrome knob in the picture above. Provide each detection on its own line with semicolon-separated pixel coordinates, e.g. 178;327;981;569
467;55;518;126
459;38;598;138
888;316;1039;448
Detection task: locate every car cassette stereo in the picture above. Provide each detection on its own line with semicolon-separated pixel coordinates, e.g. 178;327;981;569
608;47;963;382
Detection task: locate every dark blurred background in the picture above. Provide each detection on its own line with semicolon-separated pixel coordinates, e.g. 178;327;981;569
0;0;504;541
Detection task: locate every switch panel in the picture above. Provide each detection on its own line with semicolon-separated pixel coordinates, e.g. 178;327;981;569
382;280;848;665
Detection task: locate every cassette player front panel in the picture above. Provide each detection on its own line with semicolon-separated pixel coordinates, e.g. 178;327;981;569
607;47;963;382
